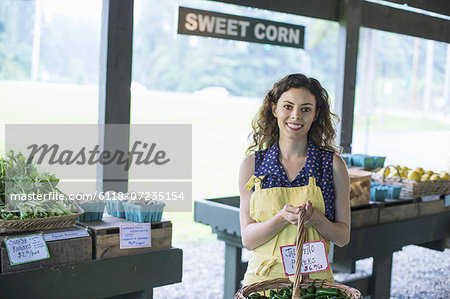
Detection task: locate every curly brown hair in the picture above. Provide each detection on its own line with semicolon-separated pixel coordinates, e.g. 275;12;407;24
246;73;341;155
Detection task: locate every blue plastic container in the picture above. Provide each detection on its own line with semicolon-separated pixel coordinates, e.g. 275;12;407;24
352;154;374;168
341;153;352;166
105;199;126;218
78;201;106;222
387;185;402;199
123;202;165;223
372;156;386;168
370;187;389;202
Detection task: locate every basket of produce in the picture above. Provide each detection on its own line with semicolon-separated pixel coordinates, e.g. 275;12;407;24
235;210;361;299
77;194;106;222
0;201;82;233
0;151;83;233
123;199;165;223
372;165;450;199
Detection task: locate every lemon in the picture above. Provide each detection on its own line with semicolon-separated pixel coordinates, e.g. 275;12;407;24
377;167;389;176
430;174;440;181
425;170;434;176
401;166;409;172
415;168;425;176
389;167;399;175
408;170;421;180
400;171;407;178
421;174;430;181
441;172;450;180
389;171;399;177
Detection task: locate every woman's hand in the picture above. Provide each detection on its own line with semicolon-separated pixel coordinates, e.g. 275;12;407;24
300;200;318;227
277;204;301;226
278;201;319;227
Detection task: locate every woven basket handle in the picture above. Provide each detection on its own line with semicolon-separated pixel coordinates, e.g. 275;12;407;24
292;208;308;299
382;164;403;183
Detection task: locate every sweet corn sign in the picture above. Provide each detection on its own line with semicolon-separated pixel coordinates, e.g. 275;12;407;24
178;6;305;49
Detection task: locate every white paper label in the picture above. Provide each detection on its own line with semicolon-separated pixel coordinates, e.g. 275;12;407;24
280;239;330;276
119;223;151;249
5;234;50;266
44;230;90;242
421;195;441;202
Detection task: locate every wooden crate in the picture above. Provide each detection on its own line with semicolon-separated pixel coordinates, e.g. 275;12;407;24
77;214;172;259
0;226;92;273
351;203;379;228
378;199;419;224
419;199;445;216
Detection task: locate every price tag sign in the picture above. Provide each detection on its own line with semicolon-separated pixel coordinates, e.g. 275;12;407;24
280;239;330;276
4;234;50;266
119;223;151;249
44;230;90;242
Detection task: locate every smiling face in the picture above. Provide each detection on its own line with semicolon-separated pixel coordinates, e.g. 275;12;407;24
272;88;317;141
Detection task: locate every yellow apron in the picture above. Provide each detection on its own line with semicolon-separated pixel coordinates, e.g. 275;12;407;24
242;175;334;286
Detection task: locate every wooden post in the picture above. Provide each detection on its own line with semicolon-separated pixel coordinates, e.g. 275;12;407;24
98;0;134;192
371;253;393;299
335;0;361;153
224;244;243;299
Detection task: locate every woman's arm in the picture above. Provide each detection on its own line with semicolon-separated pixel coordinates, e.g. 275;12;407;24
303;154;351;247
239;154;301;251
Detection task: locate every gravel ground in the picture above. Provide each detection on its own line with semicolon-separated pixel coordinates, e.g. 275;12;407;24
154;241;450;299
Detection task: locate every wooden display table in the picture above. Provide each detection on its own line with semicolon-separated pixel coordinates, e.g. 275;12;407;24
0;248;182;299
0;216;182;298
194;195;450;299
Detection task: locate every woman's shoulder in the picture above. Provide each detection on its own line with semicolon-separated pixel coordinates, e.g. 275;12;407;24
241;148;269;175
240;154;255;185
332;153;348;174
241;153;255;168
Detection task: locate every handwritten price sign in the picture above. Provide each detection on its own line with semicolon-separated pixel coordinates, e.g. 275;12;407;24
120;223;151;249
280;239;330;276
4;234;50;266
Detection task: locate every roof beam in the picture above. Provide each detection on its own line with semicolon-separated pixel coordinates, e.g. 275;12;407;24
209;0;450;43
384;0;450;16
207;0;340;21
361;1;450;43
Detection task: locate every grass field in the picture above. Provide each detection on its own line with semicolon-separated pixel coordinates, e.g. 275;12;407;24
1;81;449;243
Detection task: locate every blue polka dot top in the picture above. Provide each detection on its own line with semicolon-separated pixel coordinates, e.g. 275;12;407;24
254;140;336;222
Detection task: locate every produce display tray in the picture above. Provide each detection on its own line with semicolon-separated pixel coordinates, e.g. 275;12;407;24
418;198;445;216
77;214;172;259
374;198;420;224
0;203;84;234
0;225;92;273
349;198;437;227
350;202;379;229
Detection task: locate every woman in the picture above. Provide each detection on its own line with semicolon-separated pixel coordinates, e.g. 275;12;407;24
239;73;350;285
